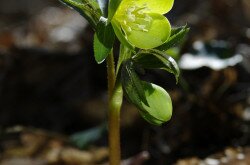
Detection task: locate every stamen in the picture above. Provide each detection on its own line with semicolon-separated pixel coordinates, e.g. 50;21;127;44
116;2;153;33
127;26;132;32
127;6;135;13
144;15;152;22
138;25;146;29
127;13;136;22
137;9;144;15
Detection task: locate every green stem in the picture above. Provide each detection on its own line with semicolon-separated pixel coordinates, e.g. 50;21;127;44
107;51;123;165
107;51;116;97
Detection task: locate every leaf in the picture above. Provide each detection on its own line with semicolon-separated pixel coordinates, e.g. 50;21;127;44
116;44;133;75
121;61;172;125
133;49;180;83
94;19;115;64
70;124;106;149
108;0;122;20
157;25;189;51
121;60;149;106
59;0;101;29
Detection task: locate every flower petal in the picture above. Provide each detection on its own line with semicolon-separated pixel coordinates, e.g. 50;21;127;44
114;0;174;15
111;20;134;49
140;81;172;125
114;0;134;15
126;13;171;49
136;0;174;14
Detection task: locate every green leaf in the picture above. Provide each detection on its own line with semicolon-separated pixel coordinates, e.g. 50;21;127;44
59;0;101;29
157;25;189;51
133;49;180;83
121;61;172;125
62;0;100;8
116;44;133;75
121;60;149;106
94;18;115;64
108;0;122;20
70;124;106;149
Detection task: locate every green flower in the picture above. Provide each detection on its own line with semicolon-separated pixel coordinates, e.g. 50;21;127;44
111;0;174;49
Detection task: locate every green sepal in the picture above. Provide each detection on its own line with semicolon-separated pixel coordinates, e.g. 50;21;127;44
116;44;133;75
133;49;180;83
157;25;189;51
121;60;149;106
94;18;115;64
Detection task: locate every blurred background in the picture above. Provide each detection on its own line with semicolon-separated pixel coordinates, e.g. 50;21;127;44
0;0;249;164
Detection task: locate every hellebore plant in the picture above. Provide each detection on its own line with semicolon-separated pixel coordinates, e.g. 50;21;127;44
111;0;173;49
59;0;189;164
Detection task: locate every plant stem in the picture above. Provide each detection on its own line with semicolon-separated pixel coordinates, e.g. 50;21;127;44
107;51;116;97
107;51;123;165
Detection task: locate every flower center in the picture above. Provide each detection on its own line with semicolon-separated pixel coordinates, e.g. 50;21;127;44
115;2;152;33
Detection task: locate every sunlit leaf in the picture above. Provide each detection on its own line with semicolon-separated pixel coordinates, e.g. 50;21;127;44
133;49;180;82
121;60;148;106
116;44;133;75
94;18;115;64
